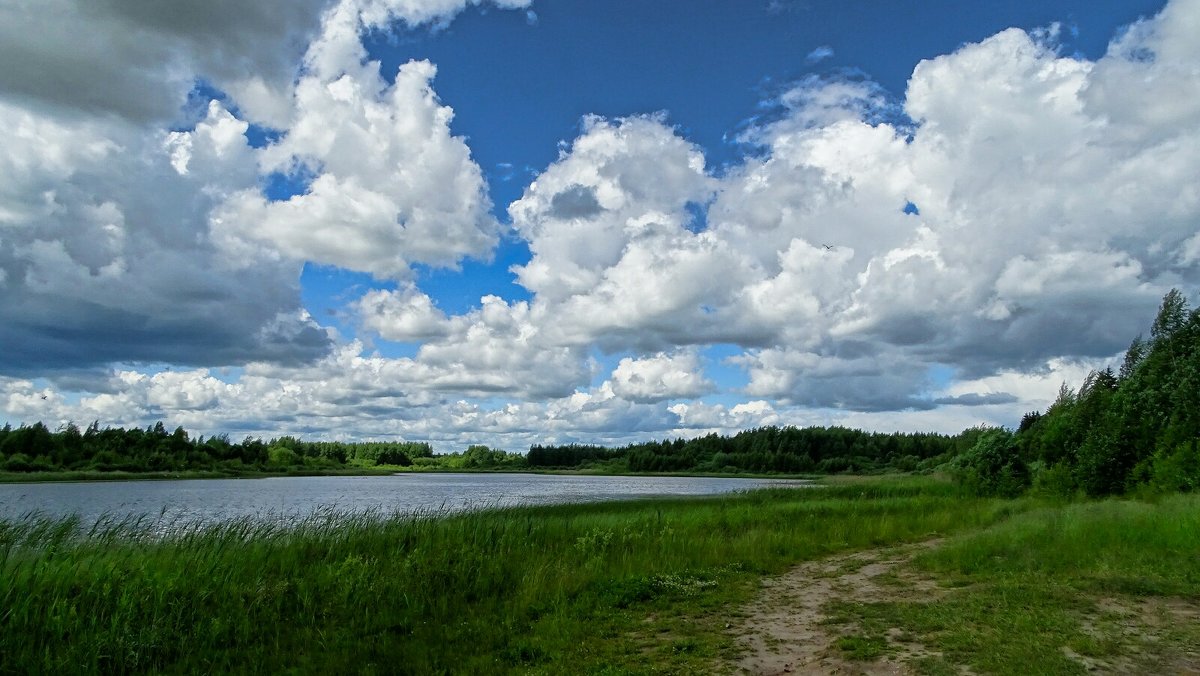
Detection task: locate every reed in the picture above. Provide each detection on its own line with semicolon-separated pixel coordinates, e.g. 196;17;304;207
0;476;1008;673
4;474;1191;674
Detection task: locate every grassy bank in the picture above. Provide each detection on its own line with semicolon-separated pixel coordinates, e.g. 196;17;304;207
825;494;1200;674
1;478;1194;674
0;477;1000;673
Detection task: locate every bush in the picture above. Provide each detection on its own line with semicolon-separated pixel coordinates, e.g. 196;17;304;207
267;445;300;468
953;428;1030;497
1145;440;1200;493
1031;461;1077;498
2;453;35;472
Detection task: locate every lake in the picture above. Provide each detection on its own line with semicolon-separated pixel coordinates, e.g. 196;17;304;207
0;473;811;527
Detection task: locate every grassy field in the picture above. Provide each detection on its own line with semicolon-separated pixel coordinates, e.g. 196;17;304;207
1;477;1195;674
823;494;1200;674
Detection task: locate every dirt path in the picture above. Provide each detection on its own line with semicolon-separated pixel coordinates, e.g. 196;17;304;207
724;540;1200;676
726;539;951;676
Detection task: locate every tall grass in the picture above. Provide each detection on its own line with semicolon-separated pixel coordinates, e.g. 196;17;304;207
916;493;1200;595
0;477;1013;674
831;493;1200;675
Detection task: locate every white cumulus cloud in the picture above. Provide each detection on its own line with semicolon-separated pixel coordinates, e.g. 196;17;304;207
610;351;715;403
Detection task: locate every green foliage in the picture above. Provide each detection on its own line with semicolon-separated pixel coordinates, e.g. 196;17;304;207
836;634;890;661
1012;289;1200;497
0;477;1011;674
1031;461;1078;498
1138;440;1200;493
529;426;963;475
820;495;1200;675
2;453;38;473
342;441;432;466
0;423;443;478
461;444;521;468
374;447;412;466
401;445;528;470
953;428;1030;497
267;445;300;468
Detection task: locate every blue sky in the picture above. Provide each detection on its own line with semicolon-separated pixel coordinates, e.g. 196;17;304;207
2;0;1197;449
318;0;1166;390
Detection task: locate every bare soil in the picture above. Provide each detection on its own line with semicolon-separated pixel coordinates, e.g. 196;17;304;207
723;540;1200;675
727;540;950;675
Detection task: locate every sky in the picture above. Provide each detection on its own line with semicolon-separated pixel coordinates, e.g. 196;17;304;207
2;0;1198;450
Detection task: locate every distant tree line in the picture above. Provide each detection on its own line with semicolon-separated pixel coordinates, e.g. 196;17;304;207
0;419;974;478
955;289;1200;497
0;422;435;474
5;289;1196;494
528;427;975;474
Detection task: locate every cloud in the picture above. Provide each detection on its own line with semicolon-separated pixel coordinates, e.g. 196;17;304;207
0;99;331;374
0;0;531;126
805;45;834;64
610;351;715;403
668;400;783;434
548;184;606;220
0;0;525;375
509;114;717;301
357;286;451;341
214;60;499;278
734;348;936;412
930;392;1018;407
0;0;326;124
5;0;1200;448
212;0;504;278
507;115;780;351
357;291;592;399
0;348;674;450
497;0;1200;416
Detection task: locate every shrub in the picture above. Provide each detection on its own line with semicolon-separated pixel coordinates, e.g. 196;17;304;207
953;428;1030;497
1145;440;1200;493
1031;461;1077;498
267;445;300;468
2;453;35;472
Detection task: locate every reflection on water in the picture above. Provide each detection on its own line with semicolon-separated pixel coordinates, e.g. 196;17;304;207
0;473;810;528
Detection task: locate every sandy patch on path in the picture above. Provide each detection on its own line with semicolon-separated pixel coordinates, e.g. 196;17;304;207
726;539;953;676
724;539;1200;676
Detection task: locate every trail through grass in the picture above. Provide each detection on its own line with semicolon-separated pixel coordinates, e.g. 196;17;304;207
3;477;1193;674
0;476;1009;674
812;494;1200;675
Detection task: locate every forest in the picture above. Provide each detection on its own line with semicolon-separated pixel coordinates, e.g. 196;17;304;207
2;289;1197;498
0;423;434;475
954;288;1200;497
532;289;1200;497
527;427;971;474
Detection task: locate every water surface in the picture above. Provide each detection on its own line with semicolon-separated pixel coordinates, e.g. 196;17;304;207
0;472;810;527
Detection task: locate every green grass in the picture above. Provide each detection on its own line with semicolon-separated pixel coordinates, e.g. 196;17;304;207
826;494;1200;674
835;633;890;660
0;476;1013;674
4;477;1193;674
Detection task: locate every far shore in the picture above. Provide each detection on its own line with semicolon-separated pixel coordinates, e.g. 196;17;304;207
0;467;397;484
0;466;821;484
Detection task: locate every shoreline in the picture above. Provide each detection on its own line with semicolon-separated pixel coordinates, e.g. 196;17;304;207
3;477;1194;674
0;466;826;484
0;467;398;484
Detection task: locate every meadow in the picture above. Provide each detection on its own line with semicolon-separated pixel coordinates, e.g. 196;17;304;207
2;476;1196;674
